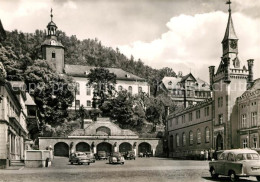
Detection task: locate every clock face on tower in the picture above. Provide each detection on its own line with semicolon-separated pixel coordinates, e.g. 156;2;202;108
50;40;57;46
230;40;237;49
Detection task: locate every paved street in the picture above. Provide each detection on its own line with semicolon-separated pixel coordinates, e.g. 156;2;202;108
0;157;258;182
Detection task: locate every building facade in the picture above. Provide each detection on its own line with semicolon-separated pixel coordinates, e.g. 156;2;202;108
161;73;211;107
41;12;150;110
0;79;29;168
167;2;257;157
39;117;163;157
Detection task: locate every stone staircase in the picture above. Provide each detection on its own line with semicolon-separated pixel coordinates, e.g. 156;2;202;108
10;160;25;167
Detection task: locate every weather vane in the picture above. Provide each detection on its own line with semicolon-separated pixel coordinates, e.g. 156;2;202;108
226;0;232;12
50;8;53;21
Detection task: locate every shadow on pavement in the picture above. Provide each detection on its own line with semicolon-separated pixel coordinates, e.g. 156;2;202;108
202;176;255;182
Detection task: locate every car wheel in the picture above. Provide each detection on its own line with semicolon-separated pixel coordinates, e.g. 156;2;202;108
256;176;260;181
210;168;218;179
88;163;90;165
229;171;238;182
70;162;73;165
121;162;124;165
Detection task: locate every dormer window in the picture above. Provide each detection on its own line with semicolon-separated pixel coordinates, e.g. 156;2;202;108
84;71;88;75
168;81;172;85
125;74;130;78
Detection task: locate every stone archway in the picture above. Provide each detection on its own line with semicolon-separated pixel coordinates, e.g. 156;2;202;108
138;142;151;154
97;142;112;153
54;142;69;157
119;142;132;153
96;126;111;136
216;134;223;150
76;142;90;152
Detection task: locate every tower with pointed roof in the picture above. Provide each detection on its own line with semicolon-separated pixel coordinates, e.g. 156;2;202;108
41;9;65;74
208;0;254;150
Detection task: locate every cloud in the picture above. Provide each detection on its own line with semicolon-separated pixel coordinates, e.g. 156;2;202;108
118;11;260;82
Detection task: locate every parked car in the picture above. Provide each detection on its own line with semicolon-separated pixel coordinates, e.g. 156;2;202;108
209;149;260;181
96;151;108;160
108;152;125;164
69;152;90;165
85;152;95;163
124;151;136;160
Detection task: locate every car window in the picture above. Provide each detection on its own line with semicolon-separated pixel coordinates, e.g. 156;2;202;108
236;154;246;161
218;153;224;160
227;153;235;161
246;153;259;160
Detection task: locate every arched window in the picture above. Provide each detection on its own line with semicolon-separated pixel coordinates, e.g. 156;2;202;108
118;85;123;91
205;127;210;143
176;134;179;147
182;132;186;146
128;86;132;95
86;84;91;95
52;51;56;58
189;131;193;145
197;129;201;144
76;82;80;95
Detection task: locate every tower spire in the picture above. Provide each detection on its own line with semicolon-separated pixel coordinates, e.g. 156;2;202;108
226;0;231;13
50;8;53;21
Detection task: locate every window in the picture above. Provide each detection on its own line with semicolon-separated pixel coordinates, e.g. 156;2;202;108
197;129;201;144
128;86;132;95
182;133;186;146
227;153;235;161
218;114;223;124
118;85;123;91
251;112;257;127
182;115;185;124
241;114;247;128
253;137;258;148
243;138;248;148
205;127;210;143
218;97;223;107
86;100;91;107
176;117;179;125
176;134;180;147
86;85;91;95
189;131;193;145
169;135;173;152
52;51;55;58
204;107;209;117
76;82;80;95
196;110;200;119
138;87;142;94
75;100;80;108
189;112;193;122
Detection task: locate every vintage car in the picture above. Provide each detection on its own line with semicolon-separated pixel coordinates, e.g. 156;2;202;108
96;151;108;160
108;152;125;164
124;151;136;160
209;149;260;181
85;152;96;163
69;152;90;165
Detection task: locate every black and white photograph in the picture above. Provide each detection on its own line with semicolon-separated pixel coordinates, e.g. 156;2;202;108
0;0;260;181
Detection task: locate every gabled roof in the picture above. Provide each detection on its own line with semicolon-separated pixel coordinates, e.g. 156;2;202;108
64;64;146;82
25;93;36;106
180;73;196;83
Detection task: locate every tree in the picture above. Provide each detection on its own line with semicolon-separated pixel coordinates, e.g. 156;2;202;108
87;67;117;107
24;59;75;128
76;105;90;129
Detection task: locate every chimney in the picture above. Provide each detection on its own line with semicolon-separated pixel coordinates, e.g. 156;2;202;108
247;59;254;84
208;66;215;91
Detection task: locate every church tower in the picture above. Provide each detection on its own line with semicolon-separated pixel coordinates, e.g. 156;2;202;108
41;9;64;74
208;0;254;150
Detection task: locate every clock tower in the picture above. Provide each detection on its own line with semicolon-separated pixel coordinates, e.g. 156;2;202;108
41;9;64;74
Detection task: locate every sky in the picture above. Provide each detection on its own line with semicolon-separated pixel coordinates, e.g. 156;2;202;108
0;0;260;82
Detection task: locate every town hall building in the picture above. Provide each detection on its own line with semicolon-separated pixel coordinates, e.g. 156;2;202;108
167;2;258;158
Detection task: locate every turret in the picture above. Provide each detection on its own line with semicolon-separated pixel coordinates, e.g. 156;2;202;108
208;66;215;91
247;59;254;85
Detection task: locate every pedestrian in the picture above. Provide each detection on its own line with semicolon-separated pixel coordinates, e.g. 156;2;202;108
200;150;204;160
205;150;208;161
